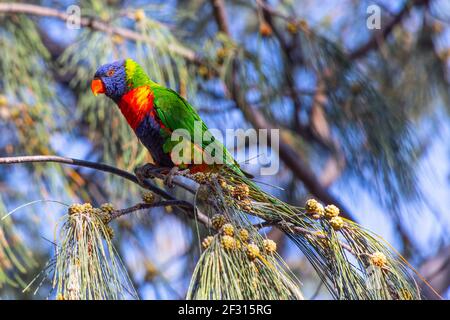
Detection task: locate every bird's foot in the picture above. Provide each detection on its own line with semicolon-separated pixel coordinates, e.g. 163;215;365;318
163;167;190;188
134;163;168;187
164;167;179;188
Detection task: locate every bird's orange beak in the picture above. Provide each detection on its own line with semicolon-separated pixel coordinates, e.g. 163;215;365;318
91;78;105;96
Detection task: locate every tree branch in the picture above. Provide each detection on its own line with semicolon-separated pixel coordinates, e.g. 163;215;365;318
0;155;212;226
3;0;355;219
257;220;356;254
0;154;355;247
259;2;346;186
419;246;450;298
109;201;194;220
256;0;430;60
349;0;430;59
0;155;135;180
0;2;201;64
210;0;353;219
211;0;230;34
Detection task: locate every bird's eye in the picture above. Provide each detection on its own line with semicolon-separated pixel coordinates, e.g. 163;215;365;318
106;69;115;77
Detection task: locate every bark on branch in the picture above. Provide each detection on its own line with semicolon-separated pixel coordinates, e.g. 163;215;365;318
0;2;200;64
109;201;193;220
0;155;350;244
0;155;210;227
349;0;430;59
210;0;353;219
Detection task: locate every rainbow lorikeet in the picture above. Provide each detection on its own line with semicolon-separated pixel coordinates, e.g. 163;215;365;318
90;61;426;300
91;58;246;180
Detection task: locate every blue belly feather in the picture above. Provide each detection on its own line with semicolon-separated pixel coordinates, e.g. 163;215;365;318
135;114;174;167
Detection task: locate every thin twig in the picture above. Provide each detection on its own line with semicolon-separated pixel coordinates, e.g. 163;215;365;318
0;155;169;199
0;3;201;64
211;0;230;34
257;219;356;254
5;0;353;220
0;155;135;182
309;281;324;300
210;0;353;220
349;0;430;59
256;0;429;60
0;155;210;227
109;201;192;220
0;154;354;245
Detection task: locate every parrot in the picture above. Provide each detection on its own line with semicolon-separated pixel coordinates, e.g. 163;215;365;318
91;59;427;300
91;58;247;183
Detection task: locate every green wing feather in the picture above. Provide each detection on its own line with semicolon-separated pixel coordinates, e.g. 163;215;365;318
150;84;242;172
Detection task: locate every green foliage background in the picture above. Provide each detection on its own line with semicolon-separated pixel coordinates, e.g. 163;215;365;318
0;0;449;299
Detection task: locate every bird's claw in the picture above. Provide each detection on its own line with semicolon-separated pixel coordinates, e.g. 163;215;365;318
164;167;179;188
135;164;189;188
134;163;165;186
163;167;190;188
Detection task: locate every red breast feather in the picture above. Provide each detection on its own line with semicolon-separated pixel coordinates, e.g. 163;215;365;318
117;86;155;130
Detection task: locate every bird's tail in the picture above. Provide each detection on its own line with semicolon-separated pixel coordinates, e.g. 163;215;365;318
188;167;436;300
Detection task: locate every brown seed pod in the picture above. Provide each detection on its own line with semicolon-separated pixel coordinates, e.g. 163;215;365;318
286;21;298;34
246;243;260;261
221;235;236;250
305;199;325;219
263;239;277;253
324;204;340;219
134;9;146;22
232;183;250;200
211;214;226;230
329;216;345;230
239;229;250;243
68;203;84;216
202;236;214;249
0;95;7;107
104;225;115;240
259;21;273;37
100;203;115;214
370;251;388;268
144;261;158;282
198;65;210;79
142;191;155;204
192;172;208;184
222;223;235;237
216;47;228;64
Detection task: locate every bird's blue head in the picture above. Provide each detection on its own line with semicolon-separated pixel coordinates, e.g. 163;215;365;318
91;60;127;101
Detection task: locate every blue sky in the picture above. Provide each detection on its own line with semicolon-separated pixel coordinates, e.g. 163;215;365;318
2;0;449;299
